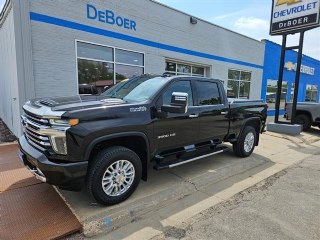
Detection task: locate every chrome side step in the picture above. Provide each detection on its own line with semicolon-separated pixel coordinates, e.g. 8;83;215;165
154;146;228;170
168;149;224;168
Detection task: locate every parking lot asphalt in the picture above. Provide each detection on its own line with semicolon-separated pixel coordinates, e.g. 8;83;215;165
58;128;320;239
157;151;320;240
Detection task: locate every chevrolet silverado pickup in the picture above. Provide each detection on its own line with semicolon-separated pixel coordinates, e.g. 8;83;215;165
285;102;320;131
19;75;267;205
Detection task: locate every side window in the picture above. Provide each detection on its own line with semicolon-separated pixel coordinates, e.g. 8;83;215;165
163;81;193;106
196;81;221;105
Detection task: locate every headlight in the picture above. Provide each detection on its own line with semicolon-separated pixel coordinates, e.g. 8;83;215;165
50;136;67;155
48;118;79;155
49;118;79;126
49;119;70;126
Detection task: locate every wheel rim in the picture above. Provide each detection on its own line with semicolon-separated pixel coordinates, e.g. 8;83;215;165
244;132;255;153
102;160;135;197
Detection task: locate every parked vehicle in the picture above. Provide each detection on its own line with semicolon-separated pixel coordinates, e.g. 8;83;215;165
78;84;98;95
19;74;267;205
285;102;320;131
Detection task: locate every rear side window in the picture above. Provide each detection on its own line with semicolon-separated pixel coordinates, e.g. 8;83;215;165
196;81;221;105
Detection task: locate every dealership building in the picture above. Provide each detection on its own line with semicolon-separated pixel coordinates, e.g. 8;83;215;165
0;0;318;137
261;40;320;115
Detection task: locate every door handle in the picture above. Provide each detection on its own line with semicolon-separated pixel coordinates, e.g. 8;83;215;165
189;114;199;118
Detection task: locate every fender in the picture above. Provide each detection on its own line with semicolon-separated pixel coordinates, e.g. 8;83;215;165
84;131;150;161
238;117;262;146
295;110;313;122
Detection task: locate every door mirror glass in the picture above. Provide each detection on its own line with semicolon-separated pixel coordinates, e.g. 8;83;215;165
161;92;188;114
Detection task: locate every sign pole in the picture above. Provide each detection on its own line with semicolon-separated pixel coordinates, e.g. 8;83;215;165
274;34;287;124
290;31;305;124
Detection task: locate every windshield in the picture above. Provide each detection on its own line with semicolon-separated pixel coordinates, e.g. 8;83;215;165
101;75;169;102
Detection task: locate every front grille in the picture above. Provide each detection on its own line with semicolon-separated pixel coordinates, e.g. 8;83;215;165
23;112;51;151
25;111;50;126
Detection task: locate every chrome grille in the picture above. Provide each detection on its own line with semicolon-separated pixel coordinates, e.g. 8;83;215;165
22;112;51;151
24;111;50;126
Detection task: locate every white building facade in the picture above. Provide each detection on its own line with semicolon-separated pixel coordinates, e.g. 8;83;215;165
0;0;265;136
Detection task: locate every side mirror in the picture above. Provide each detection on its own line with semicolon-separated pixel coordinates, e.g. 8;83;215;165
161;92;188;114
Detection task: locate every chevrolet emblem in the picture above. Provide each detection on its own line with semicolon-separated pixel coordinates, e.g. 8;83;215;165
276;0;302;6
285;61;296;71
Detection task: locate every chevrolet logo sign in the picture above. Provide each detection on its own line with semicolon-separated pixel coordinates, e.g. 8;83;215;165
276;0;302;6
285;61;296;71
284;61;316;75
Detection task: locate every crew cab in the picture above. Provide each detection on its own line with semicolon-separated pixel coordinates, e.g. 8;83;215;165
285;102;320;131
19;75;267;205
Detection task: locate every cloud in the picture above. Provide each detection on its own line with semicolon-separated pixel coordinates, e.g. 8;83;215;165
232;16;319;59
234;17;269;30
270;30;320;60
212;10;243;21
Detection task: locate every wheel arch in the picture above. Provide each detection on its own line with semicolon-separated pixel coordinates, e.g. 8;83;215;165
85;132;149;181
295;110;313;122
239;117;261;146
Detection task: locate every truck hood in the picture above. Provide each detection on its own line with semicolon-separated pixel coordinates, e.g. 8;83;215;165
29;95;127;112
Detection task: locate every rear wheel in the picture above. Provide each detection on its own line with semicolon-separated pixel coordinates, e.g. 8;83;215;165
294;114;311;131
233;126;256;158
87;146;142;205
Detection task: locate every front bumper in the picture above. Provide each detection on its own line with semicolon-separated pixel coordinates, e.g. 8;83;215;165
18;135;88;191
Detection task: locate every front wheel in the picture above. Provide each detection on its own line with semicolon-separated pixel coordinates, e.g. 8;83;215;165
233;126;256;158
87;146;142;205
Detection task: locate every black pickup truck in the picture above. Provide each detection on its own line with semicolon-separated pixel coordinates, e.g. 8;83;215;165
19;75;267;205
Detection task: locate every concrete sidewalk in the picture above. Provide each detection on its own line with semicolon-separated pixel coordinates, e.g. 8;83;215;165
160;152;320;240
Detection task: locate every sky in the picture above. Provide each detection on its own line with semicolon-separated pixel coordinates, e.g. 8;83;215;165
0;0;4;13
0;0;3;11
155;0;320;60
0;0;319;60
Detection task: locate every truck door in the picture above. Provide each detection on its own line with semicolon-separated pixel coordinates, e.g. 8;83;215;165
153;80;199;153
196;80;229;142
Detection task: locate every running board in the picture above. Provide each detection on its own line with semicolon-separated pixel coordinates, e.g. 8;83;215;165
154;146;228;170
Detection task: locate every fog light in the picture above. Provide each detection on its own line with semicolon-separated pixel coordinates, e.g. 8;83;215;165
50;136;67;155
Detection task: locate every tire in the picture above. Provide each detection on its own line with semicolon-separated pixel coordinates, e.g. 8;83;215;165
233;126;256;158
294;114;311;131
87;146;142;205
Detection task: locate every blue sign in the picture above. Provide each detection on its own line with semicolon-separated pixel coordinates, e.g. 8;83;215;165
87;4;137;31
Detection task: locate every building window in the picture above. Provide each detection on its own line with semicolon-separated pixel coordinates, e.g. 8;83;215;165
266;79;287;109
77;41;144;94
305;85;318;102
227;70;251;99
165;61;205;77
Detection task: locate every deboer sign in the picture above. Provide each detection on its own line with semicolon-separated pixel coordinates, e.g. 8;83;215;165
270;0;320;35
